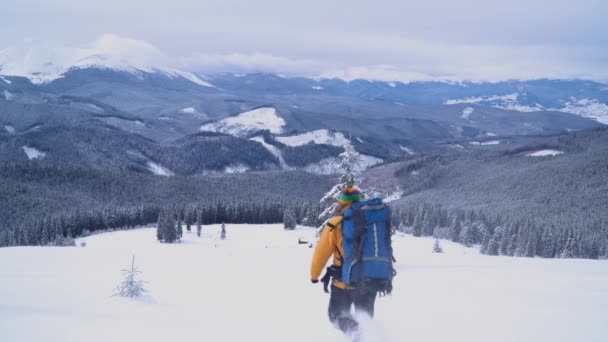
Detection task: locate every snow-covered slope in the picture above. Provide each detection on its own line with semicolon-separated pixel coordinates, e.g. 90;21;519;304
276;129;350;147
446;94;608;124
21;146;46;160
1;225;607;342
557;98;608;125
200;107;285;137
446;93;545;112
250;136;288;168
146;162;174;176
305;154;382;175
526;149;564;157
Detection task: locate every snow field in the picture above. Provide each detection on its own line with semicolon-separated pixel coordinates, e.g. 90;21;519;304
200;107;285;136
1;225;607;342
21;146;46;160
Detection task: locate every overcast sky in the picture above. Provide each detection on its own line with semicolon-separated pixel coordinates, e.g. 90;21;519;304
1;0;607;82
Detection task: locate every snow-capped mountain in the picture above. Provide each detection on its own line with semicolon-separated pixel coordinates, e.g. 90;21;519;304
0;34;213;87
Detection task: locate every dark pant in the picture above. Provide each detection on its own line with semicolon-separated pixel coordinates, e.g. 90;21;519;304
328;285;376;334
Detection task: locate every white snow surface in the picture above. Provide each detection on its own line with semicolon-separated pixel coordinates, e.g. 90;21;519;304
21;146;46;160
0;76;12;84
1;225;607;342
224;164;250;173
312;85;323;90
4;125;15;134
461;106;474;119
383;190;404;203
305;154;382;175
250;136;288;167
470;140;502;146
178;107;197;114
146;162;174;176
555;98;608;124
399;145;415;154
200;107;285;137
276;129;350;147
446;93;608;124
3;90;14;100
446;93;544;112
527;149;564;157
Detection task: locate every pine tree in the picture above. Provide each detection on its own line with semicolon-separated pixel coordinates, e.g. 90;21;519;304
433;239;443;253
317;143;362;235
449;216;462;242
283;207;297;230
486;226;502;256
175;216;182;242
412;213;423;237
196;209;202;237
156;211;166;242
459;223;475;247
113;255;147;298
220;223;226;240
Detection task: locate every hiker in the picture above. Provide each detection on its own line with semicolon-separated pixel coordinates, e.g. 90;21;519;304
310;186;394;336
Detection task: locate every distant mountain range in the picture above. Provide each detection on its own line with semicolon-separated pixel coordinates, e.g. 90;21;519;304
0;63;606;176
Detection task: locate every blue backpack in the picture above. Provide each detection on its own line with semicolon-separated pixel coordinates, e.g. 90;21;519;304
341;198;394;295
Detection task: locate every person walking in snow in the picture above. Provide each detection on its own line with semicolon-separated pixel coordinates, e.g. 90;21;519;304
310;186;377;335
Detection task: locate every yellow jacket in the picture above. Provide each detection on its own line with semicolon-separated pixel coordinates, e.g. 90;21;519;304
310;215;348;289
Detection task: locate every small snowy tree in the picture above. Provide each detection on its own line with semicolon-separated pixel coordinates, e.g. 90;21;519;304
113;255;147;298
317;143;362;235
220;223;226;240
433;238;443;253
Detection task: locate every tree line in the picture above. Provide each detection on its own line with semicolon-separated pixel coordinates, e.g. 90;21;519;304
0;200;321;248
391;203;608;259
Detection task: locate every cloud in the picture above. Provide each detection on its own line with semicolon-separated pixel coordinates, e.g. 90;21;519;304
178;52;322;76
320;66;435;83
1;33;607;84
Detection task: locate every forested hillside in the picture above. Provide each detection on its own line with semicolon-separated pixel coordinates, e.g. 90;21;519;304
370;127;608;259
0;161;331;247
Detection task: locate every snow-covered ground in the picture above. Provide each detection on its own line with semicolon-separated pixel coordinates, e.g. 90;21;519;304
146;161;174;176
250;136;288;168
1;225;607;342
445;94;608;124
304;155;382;175
276;129;350;147
461;106;474;120
178;107;197;114
21;146;46;160
200;107;285;137
469;140;502;146
527;149;564;157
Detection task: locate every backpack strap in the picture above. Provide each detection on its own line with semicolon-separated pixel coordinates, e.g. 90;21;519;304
327;215;344;262
326;215;343;230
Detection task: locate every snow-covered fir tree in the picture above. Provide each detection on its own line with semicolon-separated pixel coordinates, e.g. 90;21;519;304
113;255;147;298
175;217;182;243
156;210;177;243
283;207;297;230
196;210;202;237
317;143;362;234
433;238;443;253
